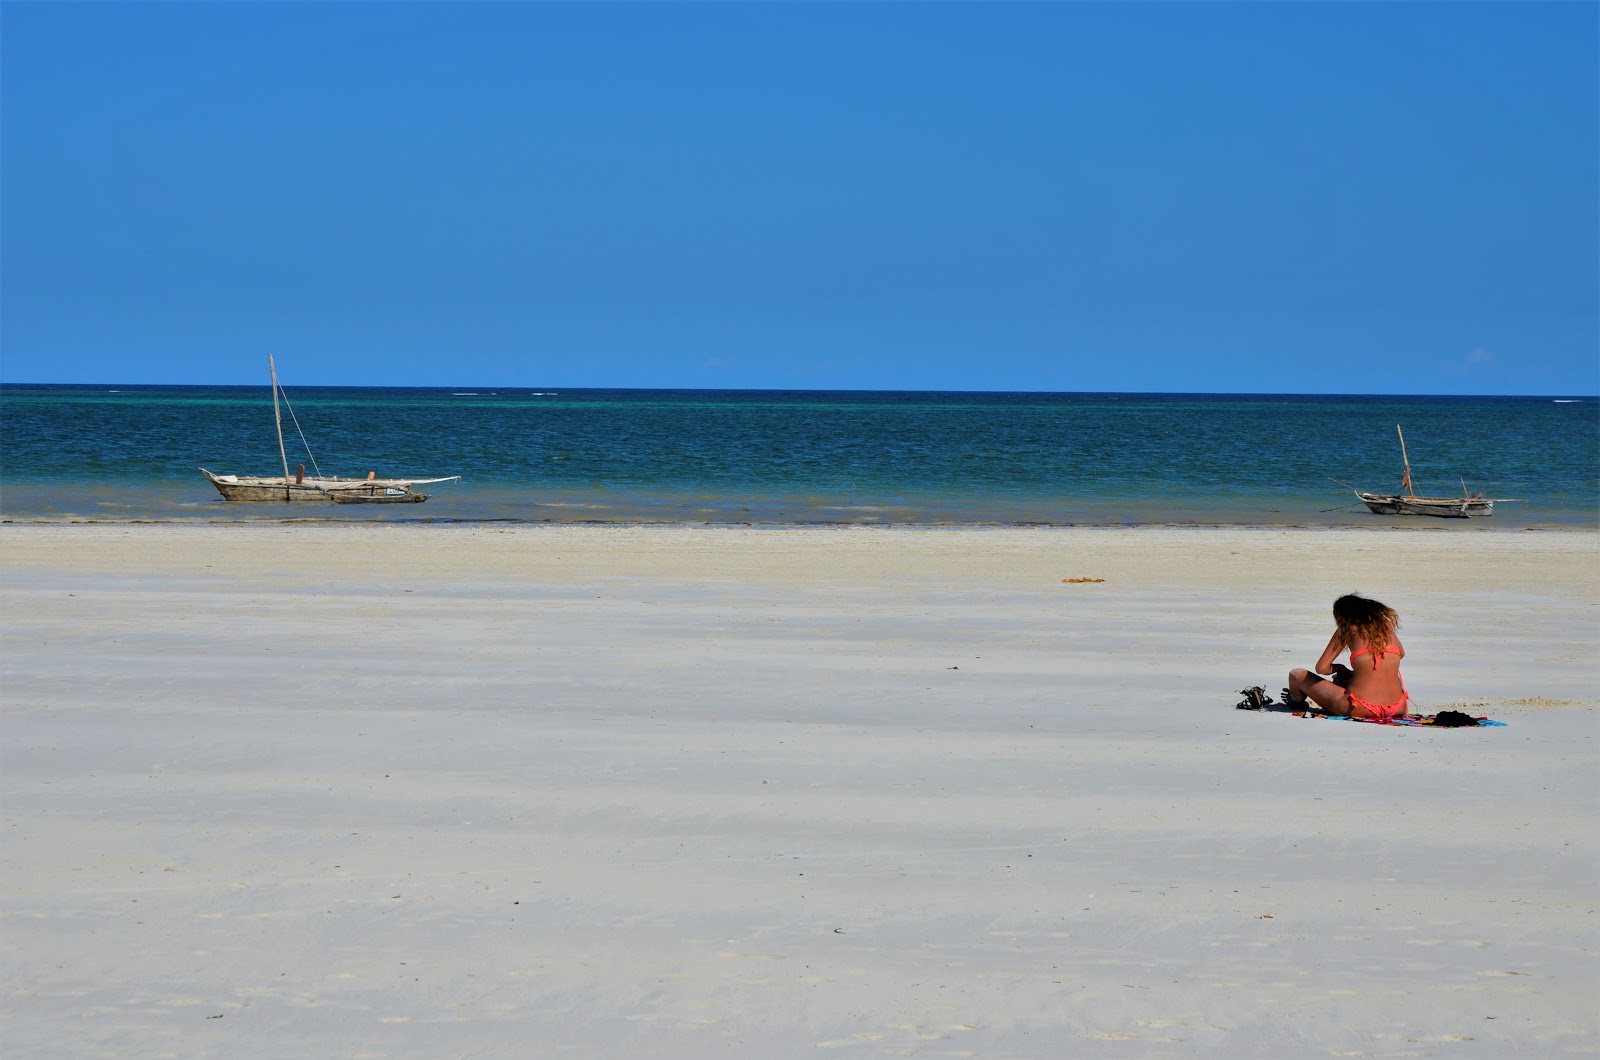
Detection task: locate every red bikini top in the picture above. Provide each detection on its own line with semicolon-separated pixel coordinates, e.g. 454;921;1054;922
1350;643;1400;666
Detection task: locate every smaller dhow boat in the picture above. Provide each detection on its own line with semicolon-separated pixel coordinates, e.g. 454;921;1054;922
200;356;459;504
1347;425;1510;519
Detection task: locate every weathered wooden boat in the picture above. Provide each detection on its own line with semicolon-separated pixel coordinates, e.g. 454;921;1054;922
199;468;447;503
1348;425;1507;519
1354;489;1492;519
199;356;459;504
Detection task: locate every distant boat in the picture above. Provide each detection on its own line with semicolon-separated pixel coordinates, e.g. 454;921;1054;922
199;356;459;504
1348;425;1508;519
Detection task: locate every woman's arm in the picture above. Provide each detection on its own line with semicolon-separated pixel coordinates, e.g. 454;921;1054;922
1313;630;1344;676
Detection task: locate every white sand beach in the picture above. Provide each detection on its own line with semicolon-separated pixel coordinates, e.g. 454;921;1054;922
2;524;1596;1058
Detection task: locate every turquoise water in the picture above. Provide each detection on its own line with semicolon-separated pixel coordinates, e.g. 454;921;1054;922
1;386;1594;526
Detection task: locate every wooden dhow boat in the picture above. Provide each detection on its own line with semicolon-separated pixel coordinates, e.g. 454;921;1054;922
199;356;459;504
1347;425;1509;519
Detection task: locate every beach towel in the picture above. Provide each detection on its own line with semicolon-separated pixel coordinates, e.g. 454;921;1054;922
1282;709;1505;727
1234;687;1504;726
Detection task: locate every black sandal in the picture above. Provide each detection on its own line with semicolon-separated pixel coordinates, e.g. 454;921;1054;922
1236;686;1273;710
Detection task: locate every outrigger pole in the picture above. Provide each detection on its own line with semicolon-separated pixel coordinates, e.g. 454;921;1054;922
269;354;293;501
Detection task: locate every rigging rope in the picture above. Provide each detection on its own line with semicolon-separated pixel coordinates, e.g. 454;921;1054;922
277;387;326;482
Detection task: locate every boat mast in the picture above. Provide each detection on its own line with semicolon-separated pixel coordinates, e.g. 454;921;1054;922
1395;425;1420;499
268;354;293;500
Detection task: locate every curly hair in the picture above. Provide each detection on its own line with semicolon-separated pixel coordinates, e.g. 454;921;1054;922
1332;593;1399;654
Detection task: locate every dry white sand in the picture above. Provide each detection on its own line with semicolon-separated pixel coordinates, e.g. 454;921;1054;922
2;524;1596;1058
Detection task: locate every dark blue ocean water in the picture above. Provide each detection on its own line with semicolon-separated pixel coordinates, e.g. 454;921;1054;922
1;386;1594;527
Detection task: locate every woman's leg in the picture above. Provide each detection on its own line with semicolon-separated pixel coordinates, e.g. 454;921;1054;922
1287;668;1352;715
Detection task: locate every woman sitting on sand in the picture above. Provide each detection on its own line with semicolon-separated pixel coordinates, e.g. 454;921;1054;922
1285;593;1408;721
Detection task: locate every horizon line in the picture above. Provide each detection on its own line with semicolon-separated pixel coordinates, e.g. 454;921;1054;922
1;381;1596;400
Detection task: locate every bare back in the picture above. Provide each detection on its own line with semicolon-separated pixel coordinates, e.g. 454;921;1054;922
1343;636;1405;706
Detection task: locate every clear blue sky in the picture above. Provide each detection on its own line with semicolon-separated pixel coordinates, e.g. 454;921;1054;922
2;2;1595;394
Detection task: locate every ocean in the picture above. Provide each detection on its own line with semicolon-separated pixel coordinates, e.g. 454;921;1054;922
1;386;1594;527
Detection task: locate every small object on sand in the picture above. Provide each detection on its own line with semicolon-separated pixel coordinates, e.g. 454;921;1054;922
1236;686;1273;710
1062;577;1105;583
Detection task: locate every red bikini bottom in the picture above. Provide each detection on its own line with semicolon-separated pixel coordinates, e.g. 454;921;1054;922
1348;690;1408;721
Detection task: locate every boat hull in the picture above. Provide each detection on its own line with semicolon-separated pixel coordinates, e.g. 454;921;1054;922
1357;492;1493;518
326;486;426;504
199;468;426;503
1399;497;1492;518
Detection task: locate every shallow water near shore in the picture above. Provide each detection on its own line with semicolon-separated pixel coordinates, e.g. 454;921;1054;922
2;386;1594;526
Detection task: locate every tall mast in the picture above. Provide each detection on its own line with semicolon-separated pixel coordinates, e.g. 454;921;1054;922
1395;425;1420;499
269;354;293;500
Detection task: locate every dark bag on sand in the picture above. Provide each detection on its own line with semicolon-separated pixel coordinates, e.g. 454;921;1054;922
1433;710;1480;727
1236;686;1274;710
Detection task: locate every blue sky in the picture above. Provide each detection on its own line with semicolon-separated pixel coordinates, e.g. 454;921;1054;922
2;2;1595;394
